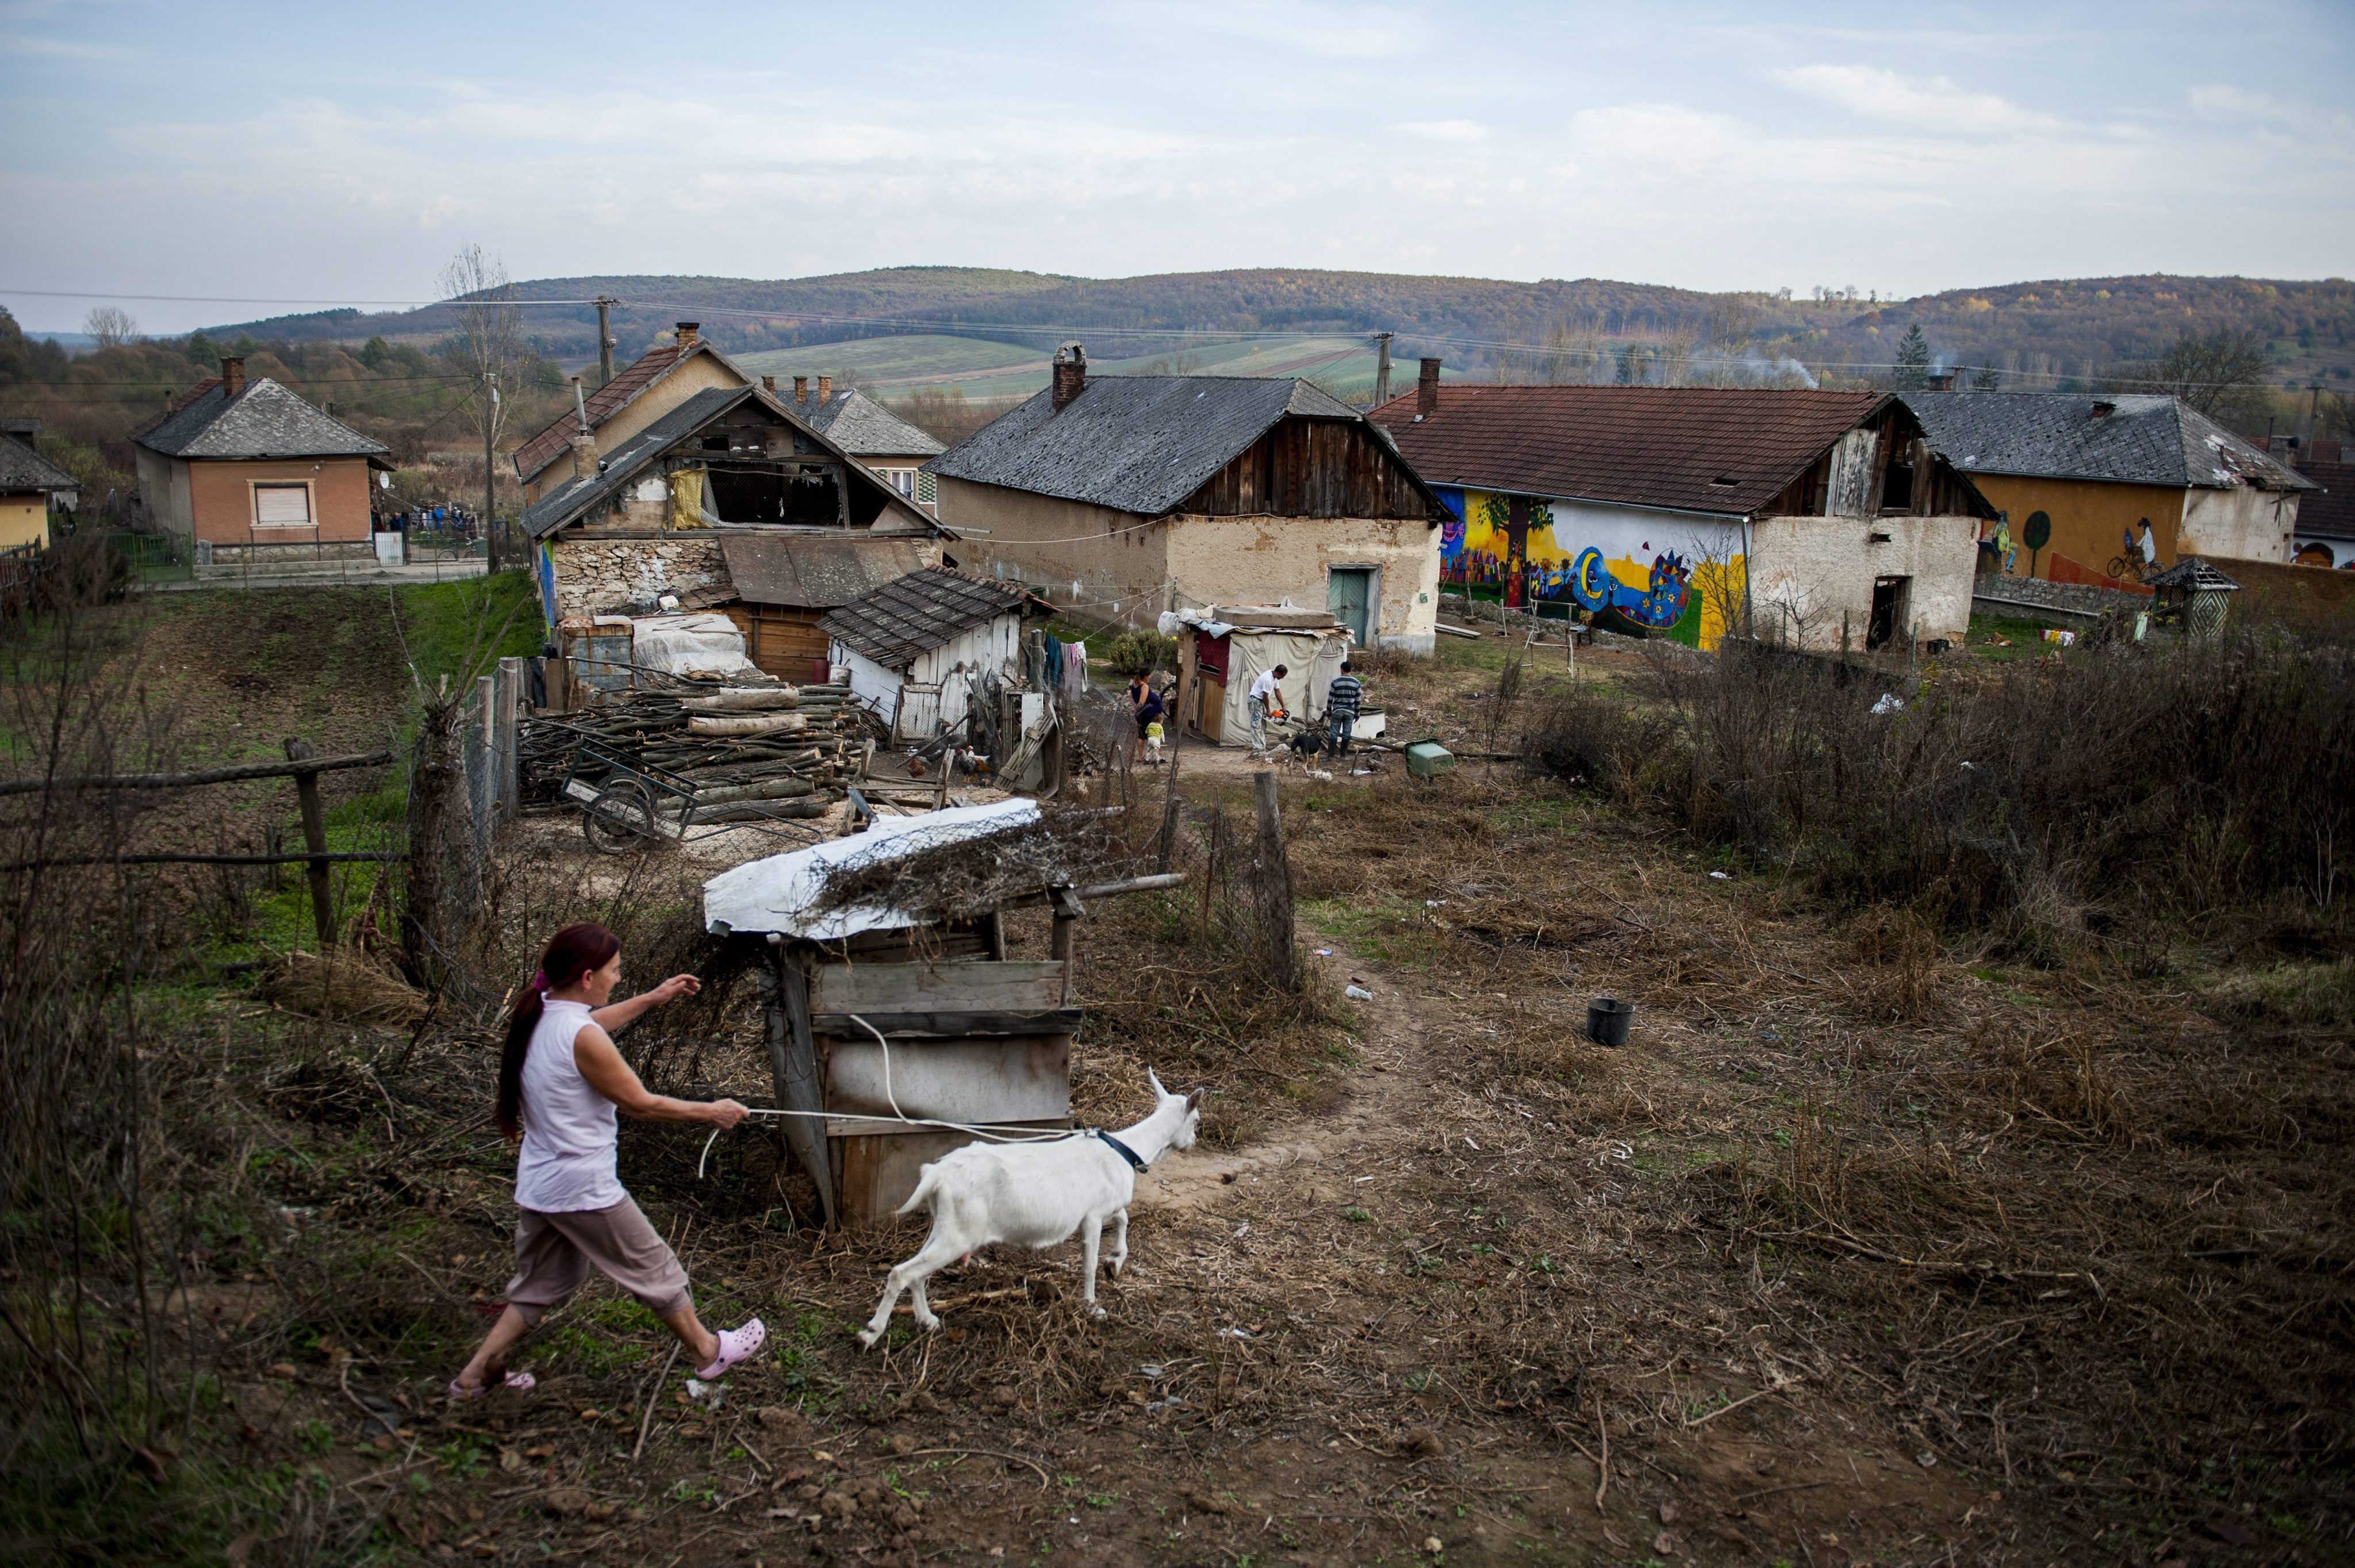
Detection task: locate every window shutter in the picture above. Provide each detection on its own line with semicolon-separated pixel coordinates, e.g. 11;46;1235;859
254;484;312;526
916;471;936;505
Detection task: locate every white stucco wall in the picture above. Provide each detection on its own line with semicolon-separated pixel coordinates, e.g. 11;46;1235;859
832;611;1026;741
1747;513;1981;649
1163;513;1442;653
2181;485;2298;564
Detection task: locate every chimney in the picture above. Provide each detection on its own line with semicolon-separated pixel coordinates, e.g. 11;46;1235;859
2091;400;2116;420
674;321;700;350
1052;342;1088;412
1925;370;1957;393
761;375;776;393
818;375;833;404
570;430;599;482
221;356;247;397
570;374;590;434
1416;357;1440;417
792;374;808;408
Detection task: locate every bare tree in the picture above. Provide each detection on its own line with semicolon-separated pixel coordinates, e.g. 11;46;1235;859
440;244;524;451
83;305;139;348
2124;329;2273;420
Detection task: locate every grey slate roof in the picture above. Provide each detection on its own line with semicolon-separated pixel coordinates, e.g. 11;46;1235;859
0;433;78;494
1904;392;2312;493
132;377;389;461
2148;556;2242;593
521;386;746;538
719;534;932;608
785;390;943;458
820;567;1045;669
926;375;1367;516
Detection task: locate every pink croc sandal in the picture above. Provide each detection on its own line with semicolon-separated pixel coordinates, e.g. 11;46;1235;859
695;1319;766;1380
447;1370;536;1401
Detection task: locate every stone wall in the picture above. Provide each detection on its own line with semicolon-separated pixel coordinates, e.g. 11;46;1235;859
550;536;729;619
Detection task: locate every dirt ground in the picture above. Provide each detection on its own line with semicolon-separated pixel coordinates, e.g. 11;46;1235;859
140;625;2350;1567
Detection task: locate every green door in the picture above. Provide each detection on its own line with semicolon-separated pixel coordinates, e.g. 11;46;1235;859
1327;568;1374;647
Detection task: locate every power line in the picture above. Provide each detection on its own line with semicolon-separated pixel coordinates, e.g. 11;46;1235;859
3;287;604;308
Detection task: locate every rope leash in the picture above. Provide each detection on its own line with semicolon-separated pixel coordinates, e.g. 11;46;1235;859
694;1013;1080;1179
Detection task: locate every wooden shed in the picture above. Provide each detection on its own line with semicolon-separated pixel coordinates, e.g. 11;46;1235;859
705;801;1091;1228
716;533;934;684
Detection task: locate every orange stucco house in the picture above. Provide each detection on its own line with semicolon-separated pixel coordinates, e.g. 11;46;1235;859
133;357;392;559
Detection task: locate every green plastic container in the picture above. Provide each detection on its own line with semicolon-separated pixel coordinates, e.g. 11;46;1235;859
1404;739;1456;779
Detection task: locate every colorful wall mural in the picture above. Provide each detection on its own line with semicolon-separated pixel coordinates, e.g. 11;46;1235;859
1436;487;1748;649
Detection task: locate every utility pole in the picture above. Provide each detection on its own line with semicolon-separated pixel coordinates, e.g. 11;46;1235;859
1373;332;1393;407
595;297;619;389
2308;381;2324;450
482;371;499;573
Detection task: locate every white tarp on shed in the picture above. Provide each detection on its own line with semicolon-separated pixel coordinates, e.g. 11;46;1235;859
703;798;1041;940
634;614;758;678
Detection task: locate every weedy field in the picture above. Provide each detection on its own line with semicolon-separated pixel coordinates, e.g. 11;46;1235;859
2;591;2348;1567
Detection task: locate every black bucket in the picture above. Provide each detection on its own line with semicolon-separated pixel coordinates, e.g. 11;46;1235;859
1586;996;1633;1047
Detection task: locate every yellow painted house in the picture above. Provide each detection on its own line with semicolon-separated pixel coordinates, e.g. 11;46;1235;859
0;420;78;551
1905;392;2314;581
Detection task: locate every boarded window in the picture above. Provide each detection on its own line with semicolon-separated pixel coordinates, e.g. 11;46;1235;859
254;484;312;526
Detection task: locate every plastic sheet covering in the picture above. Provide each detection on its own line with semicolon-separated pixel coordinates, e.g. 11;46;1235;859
669;468;708;530
632;613;758;678
703;798;1041;940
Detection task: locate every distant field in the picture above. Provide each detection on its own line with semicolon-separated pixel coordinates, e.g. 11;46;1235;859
745;332;1457;404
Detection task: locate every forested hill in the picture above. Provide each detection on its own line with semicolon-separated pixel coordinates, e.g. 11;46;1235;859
201;266;2355;389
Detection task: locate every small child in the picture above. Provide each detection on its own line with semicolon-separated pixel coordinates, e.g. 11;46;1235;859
1144;719;1165;765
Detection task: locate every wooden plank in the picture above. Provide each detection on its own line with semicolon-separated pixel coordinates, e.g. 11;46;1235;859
812;1007;1084;1038
830;1122;1075;1228
765;950;836;1226
810;959;1068;1016
820;1034;1071;1131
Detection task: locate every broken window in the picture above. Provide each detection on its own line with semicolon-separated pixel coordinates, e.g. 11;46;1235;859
1880;459;1915;512
1866;575;1910;650
705;466;844;526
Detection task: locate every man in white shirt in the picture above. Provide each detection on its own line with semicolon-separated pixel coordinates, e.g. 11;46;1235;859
1246;664;1287;756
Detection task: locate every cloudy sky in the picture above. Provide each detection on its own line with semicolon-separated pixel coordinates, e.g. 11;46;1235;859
4;1;2349;333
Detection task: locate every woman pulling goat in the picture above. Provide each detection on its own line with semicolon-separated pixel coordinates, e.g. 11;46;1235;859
450;922;765;1398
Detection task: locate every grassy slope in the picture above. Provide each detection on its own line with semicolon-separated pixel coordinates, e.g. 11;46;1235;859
758;332;1459;404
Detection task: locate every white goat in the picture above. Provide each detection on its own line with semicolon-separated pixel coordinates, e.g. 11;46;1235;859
857;1070;1202;1348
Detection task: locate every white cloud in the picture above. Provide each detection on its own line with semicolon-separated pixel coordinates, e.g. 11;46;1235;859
2189;83;2292;122
1774;64;2061;136
1393;119;1487;143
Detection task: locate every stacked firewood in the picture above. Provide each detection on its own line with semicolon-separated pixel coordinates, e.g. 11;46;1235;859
522;684;873;821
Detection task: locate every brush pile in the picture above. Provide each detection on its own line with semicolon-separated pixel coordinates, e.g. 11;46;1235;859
521;683;877;820
809;805;1134;923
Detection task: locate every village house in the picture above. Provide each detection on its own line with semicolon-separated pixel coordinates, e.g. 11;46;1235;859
1904;392;2313;582
820;566;1052;740
1370;366;1995;651
924;344;1451;653
0;418;78;551
771;375;945;513
2289;440;2352;567
517;380;947;683
131;358;392;561
511;322;752;507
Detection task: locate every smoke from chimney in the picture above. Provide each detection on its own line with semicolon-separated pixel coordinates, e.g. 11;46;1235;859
1052;343;1088;412
221;357;247;397
1416;358;1440;417
674;321;700;349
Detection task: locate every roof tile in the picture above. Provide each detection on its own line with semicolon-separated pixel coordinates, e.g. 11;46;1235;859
820;567;1044;669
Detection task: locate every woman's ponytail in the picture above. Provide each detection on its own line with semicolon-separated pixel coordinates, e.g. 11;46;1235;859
497;922;622;1138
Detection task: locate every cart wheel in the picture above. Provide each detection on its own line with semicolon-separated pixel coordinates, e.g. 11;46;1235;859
583;779;659;855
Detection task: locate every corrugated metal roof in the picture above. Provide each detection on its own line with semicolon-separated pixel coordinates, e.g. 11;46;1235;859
1367;385;1889;516
0;432;78;494
719;534;931;607
131;377;389;461
1904;392;2314;492
819;567;1044;669
785;389;943;458
926;375;1366;516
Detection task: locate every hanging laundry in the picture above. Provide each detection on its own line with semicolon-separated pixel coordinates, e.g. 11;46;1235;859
1041;633;1063;695
1061;640;1088;699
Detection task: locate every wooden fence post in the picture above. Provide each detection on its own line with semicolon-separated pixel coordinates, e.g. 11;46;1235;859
497;655;524;822
283;737;334;949
1252;770;1297;993
1156;791;1182;876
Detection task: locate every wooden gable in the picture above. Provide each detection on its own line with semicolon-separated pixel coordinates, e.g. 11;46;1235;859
1176;416;1441;521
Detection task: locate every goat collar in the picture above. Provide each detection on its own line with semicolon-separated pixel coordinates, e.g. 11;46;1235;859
1094;1129;1150;1171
